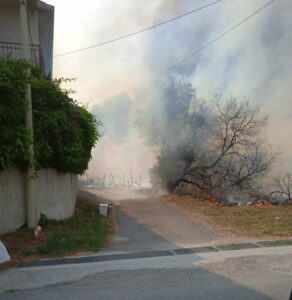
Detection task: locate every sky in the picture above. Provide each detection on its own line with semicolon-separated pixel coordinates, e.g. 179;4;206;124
44;0;292;181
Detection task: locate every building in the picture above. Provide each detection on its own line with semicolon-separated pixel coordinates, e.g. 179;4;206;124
0;0;54;75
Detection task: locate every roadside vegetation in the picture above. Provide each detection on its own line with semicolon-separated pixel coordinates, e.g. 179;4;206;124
0;59;108;270
136;78;291;204
0;200;115;270
0;59;101;173
166;195;292;238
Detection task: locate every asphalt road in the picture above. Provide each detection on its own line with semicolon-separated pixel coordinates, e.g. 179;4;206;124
82;187;227;252
1;247;292;300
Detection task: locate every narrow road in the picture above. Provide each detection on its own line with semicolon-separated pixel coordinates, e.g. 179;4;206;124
82;188;226;252
110;196;225;252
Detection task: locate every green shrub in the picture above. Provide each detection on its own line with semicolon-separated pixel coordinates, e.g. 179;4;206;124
0;59;101;173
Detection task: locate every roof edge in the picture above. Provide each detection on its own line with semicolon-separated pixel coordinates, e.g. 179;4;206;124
0;0;54;11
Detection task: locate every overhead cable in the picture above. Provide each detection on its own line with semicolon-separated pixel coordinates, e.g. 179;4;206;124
54;0;223;57
164;0;275;72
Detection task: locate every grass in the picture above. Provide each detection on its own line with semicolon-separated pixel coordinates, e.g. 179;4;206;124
0;200;116;270
166;195;292;238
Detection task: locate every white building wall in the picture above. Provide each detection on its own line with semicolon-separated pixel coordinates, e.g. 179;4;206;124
0;0;54;74
38;5;54;75
0;4;39;45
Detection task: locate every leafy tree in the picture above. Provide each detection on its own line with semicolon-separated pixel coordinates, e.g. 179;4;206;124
137;79;275;195
0;59;101;173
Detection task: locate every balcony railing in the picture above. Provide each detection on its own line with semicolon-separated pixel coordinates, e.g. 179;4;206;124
0;41;43;69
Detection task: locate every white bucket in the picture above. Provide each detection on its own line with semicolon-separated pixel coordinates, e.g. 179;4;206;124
99;203;109;216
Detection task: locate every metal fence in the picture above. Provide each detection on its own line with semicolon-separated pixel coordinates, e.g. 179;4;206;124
0;41;43;68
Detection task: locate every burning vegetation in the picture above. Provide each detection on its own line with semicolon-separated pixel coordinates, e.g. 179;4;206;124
136;79;291;205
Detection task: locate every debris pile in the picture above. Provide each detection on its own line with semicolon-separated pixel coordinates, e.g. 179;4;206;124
208;197;277;207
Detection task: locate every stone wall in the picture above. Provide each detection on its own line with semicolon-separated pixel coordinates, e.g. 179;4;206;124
0;168;78;234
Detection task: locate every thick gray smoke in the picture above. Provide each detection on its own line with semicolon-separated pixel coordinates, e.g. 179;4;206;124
48;0;292;181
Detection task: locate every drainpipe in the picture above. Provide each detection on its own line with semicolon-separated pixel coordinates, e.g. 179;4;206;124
19;0;37;228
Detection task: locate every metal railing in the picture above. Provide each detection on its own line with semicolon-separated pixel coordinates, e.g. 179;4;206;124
0;41;43;68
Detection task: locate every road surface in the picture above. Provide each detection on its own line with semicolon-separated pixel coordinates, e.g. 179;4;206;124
1;188;291;299
0;246;291;299
81;187;229;252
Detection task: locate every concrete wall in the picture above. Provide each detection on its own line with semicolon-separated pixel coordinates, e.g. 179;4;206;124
0;169;26;235
0;168;78;234
36;169;78;220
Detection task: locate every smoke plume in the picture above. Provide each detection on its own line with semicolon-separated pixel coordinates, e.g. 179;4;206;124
46;0;292;181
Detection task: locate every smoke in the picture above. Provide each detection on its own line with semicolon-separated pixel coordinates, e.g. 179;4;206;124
46;0;292;180
188;0;292;172
89;92;155;184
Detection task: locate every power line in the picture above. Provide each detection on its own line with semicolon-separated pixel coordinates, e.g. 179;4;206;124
164;0;275;72
54;0;223;58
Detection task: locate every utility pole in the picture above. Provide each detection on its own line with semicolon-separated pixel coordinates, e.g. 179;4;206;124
19;0;37;228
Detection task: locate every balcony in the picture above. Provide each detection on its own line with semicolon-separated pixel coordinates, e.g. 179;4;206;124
0;41;43;69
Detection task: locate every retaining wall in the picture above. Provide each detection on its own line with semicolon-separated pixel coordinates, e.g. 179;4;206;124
0;168;78;234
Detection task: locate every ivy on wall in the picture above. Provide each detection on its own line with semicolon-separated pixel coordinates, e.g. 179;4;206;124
0;59;101;174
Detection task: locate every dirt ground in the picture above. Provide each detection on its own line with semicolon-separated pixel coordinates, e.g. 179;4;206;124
165;194;292;239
